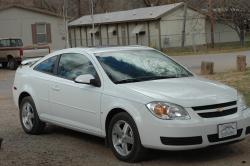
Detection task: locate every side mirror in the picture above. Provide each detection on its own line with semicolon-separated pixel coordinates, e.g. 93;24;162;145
74;74;101;87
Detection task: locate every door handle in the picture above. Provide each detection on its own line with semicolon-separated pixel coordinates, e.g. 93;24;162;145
51;85;60;91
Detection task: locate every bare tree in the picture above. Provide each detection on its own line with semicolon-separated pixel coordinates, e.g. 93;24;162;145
213;0;250;46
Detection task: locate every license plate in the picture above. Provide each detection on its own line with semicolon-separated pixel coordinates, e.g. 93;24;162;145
218;122;237;139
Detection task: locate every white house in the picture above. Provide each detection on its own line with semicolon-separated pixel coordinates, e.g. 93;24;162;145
68;2;207;50
0;5;67;50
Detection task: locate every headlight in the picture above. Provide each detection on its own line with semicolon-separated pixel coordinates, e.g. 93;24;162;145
146;102;190;120
238;93;248;111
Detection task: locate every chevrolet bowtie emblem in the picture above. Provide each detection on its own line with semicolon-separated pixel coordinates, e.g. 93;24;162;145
217;108;224;112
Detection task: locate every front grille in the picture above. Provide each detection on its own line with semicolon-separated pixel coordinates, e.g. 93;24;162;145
192;101;237;118
160;136;203;146
208;129;242;143
198;108;237;118
192;101;237;111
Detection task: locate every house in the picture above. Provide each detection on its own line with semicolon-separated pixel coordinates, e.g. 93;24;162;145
68;2;207;50
0;5;67;50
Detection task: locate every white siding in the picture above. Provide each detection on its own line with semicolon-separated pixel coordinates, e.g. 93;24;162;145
69;28;76;47
100;25;108;46
75;27;81;47
149;21;160;49
160;7;206;48
0;7;66;50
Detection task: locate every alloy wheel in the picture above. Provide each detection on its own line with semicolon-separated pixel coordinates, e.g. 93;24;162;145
21;102;35;131
112;120;134;156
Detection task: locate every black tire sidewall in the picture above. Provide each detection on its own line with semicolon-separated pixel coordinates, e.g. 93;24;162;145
8;59;17;70
2;62;7;68
19;96;44;134
108;112;144;162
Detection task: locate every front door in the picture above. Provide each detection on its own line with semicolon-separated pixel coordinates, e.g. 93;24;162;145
49;53;102;135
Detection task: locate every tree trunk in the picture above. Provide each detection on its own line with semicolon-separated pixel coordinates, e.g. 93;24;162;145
237;55;247;72
240;29;245;47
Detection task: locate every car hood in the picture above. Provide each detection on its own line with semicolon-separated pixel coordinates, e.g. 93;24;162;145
120;76;237;107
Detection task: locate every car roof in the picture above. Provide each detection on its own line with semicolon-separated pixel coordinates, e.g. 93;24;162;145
33;46;155;68
0;38;22;40
62;46;154;55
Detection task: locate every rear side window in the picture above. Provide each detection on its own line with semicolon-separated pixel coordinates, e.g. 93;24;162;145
58;53;97;80
10;39;23;47
34;56;57;74
0;39;10;47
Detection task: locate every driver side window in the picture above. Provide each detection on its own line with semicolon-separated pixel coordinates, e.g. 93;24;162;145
57;53;97;80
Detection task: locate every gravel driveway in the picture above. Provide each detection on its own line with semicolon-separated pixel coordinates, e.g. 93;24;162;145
0;69;250;166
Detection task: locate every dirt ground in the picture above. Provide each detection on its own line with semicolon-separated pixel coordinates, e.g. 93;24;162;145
0;69;250;166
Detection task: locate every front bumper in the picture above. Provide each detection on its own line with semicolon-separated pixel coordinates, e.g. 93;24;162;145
139;107;250;150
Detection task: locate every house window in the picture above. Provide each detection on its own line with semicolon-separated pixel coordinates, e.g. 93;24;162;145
36;24;47;44
32;23;52;44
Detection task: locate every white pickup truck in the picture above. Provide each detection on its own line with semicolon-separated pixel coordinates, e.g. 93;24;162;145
0;38;24;70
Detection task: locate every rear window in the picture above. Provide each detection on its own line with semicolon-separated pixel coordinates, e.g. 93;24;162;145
0;39;23;47
34;56;57;74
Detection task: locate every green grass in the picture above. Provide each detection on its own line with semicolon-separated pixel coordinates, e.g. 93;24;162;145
165;41;250;56
205;68;250;106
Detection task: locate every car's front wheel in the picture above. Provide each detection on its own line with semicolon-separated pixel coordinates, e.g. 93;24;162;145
20;96;45;134
108;112;146;162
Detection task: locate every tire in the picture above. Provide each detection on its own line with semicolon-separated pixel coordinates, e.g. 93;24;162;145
108;112;147;162
8;58;17;70
19;96;45;134
2;62;7;68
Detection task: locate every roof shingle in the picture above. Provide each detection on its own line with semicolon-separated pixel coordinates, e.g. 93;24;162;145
69;2;184;26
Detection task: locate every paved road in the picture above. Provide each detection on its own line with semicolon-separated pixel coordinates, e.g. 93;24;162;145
1;69;250;166
172;50;250;73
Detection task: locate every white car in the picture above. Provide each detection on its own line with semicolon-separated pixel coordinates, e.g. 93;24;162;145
13;46;250;162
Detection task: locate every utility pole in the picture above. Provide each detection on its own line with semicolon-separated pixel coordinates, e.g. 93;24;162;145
208;0;215;48
63;0;69;48
89;0;96;46
181;2;188;48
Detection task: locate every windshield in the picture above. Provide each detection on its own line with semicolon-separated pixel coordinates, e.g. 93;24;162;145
96;49;193;84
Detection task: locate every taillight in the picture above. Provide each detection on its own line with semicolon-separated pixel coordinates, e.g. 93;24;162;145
20;48;23;57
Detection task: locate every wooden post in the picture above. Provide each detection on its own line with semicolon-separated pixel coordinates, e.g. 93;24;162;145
237;55;247;72
0;137;2;149
201;61;214;75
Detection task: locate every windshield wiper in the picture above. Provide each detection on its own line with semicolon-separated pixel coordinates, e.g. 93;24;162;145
114;75;178;84
114;78;146;84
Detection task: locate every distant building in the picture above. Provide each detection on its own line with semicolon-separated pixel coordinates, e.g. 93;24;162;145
68;2;207;50
0;5;67;49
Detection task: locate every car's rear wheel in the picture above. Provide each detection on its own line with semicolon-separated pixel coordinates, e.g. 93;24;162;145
2;62;7;68
20;96;45;134
8;58;17;70
108;112;146;162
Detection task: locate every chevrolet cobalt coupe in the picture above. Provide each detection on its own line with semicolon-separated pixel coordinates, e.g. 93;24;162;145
13;46;250;162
